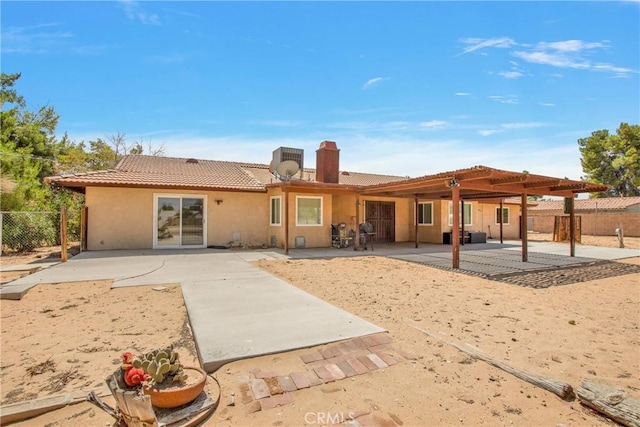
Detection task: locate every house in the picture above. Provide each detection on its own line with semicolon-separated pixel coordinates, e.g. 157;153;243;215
45;141;608;253
529;197;640;237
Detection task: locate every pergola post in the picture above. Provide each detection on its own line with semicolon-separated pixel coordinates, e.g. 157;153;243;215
568;196;576;257
499;199;504;244
354;196;361;250
460;199;465;246
452;184;460;269
414;196;419;248
521;193;528;262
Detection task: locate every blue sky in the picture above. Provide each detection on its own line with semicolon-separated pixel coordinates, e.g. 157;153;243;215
2;1;639;181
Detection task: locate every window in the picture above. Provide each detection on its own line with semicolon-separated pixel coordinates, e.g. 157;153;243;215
448;201;472;227
270;196;281;226
296;196;322;226
496;207;510;225
417;202;433;225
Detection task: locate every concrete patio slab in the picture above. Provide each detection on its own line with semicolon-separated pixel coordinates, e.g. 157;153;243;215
0;249;384;373
181;273;384;372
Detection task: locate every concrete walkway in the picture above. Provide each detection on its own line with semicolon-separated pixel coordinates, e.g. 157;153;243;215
0;249;384;372
1;241;637;372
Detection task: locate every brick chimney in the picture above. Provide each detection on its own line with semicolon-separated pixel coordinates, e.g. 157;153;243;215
316;141;340;183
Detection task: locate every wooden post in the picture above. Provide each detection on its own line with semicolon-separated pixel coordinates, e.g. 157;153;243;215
354;197;361;250
60;204;68;262
577;380;640;427
284;186;289;255
521;193;528;262
568;196;575;257
452;185;460;269
80;206;88;252
414;197;419;248
618;222;625;248
460;199;465;246
499;199;504;244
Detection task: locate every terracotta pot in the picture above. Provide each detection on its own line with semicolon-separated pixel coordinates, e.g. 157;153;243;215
143;366;207;409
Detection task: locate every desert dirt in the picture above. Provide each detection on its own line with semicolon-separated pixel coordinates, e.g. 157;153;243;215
0;235;638;426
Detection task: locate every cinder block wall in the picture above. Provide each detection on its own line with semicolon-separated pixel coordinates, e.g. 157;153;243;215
530;211;639;237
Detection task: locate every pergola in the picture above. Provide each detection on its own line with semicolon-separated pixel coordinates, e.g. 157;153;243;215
358;165;609;268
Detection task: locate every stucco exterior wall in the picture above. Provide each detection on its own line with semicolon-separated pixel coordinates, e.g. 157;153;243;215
288;192;332;248
85;187;268;250
414;200;522;244
85;187;152;250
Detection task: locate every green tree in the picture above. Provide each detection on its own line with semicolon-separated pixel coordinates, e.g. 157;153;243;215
578;123;640;197
1;72;60;210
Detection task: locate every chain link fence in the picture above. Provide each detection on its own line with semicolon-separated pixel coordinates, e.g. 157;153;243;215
0;211;80;254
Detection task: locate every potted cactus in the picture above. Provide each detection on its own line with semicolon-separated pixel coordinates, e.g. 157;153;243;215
120;345;206;409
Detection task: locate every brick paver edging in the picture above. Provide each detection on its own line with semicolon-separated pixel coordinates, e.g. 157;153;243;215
235;333;415;414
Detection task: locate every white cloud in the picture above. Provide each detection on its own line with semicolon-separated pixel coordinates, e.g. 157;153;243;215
455;92;471;96
119;0;161;25
540;102;556;107
0;23;106;55
419;120;448;129
457;37;516;56
478;130;501;136
513;50;589;69
536;40;606;52
499;70;524;79
592;63;638;78
458;35;636;77
489;95;520;105
362;77;387;89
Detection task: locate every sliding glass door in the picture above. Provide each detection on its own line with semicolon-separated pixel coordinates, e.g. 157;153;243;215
154;195;206;248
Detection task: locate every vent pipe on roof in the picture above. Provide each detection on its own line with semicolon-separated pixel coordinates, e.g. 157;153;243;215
316;141;340;184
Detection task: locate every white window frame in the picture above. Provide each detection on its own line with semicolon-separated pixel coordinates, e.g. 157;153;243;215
295;196;323;226
417;201;434;226
448;201;473;227
270;196;282;226
153;193;207;249
495;206;510;225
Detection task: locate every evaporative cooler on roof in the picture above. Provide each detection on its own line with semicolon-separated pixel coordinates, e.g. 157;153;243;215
272;147;304;174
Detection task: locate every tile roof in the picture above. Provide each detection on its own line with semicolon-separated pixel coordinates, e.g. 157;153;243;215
529;197;640;211
45;154;409;191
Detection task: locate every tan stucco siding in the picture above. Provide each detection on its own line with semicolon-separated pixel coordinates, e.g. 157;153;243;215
85;187;268;250
481;203;521;240
417;199;445;243
206;192;269;247
85;187;154;250
288;193;332;248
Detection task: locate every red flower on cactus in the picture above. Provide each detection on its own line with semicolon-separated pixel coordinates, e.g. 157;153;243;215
121;351;135;371
121;352;134;364
124;367;149;387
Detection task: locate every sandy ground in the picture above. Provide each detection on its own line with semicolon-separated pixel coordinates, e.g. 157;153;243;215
0;238;638;426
